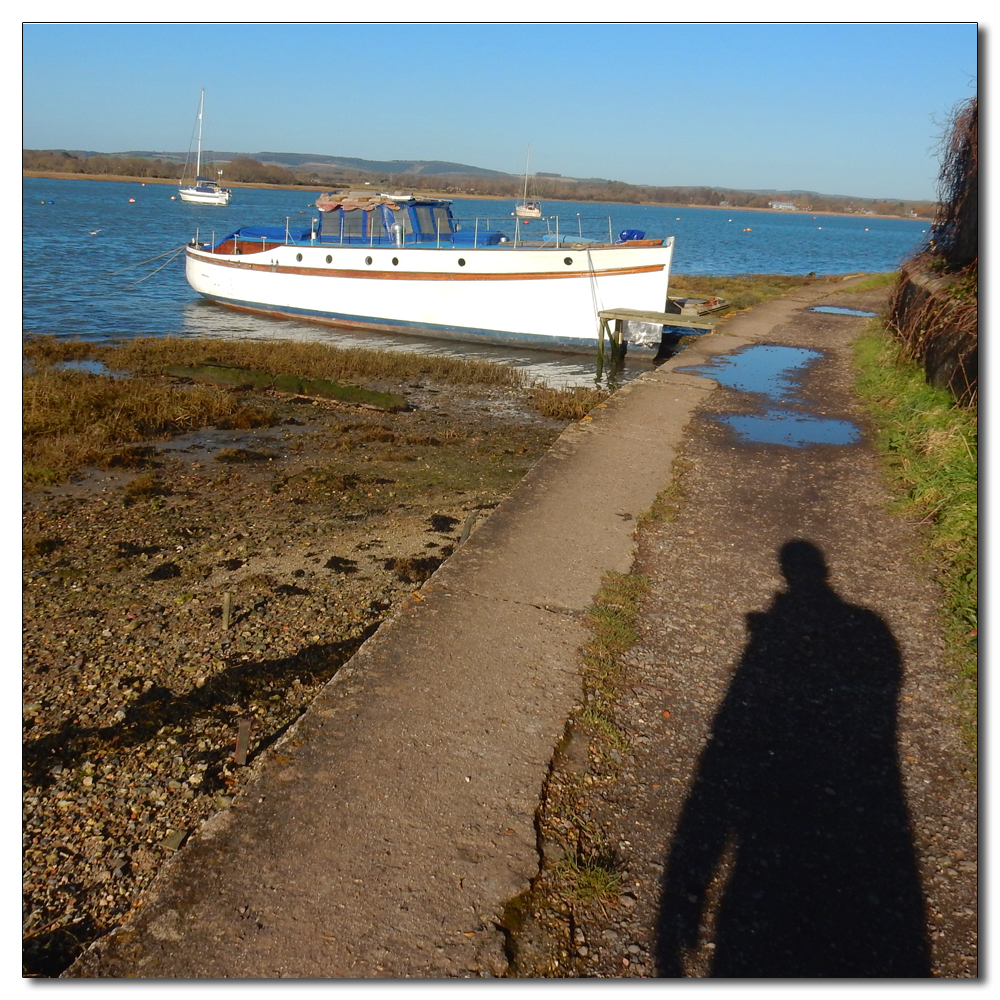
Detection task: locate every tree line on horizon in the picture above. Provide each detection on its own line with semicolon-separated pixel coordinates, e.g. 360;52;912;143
23;148;936;218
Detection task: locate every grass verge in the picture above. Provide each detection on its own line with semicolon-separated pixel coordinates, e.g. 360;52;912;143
577;571;651;753
853;321;977;759
843;271;898;292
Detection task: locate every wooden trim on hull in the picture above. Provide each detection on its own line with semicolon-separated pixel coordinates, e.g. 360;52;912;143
186;249;665;282
198;295;605;352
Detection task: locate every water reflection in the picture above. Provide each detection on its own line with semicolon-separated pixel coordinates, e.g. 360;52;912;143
808;305;878;318
679;345;861;448
679;345;821;401
719;412;860;447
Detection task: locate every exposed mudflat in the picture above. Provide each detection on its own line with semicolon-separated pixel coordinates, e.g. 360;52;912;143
22;378;568;977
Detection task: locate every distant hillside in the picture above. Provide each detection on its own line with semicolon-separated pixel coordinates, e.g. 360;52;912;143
23;148;937;219
72;150;510;179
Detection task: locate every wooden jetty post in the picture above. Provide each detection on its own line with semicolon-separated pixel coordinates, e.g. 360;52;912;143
597;308;716;367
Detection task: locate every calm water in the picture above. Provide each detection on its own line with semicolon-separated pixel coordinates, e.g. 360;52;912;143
22;177;927;387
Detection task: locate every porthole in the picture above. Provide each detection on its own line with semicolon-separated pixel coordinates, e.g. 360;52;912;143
564;257;573;265
365;256;373;265
326;255;333;264
457;258;466;267
296;253;303;262
392;257;399;266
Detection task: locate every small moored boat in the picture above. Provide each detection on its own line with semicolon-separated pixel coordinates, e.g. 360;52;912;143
513;146;543;219
178;89;231;206
184;192;675;354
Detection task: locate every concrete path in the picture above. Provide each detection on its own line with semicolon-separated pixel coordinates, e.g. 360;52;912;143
68;278;887;978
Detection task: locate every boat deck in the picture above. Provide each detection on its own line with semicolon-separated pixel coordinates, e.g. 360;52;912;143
203;237;666;255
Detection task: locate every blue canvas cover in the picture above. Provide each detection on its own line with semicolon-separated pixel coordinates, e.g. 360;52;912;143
451;229;506;246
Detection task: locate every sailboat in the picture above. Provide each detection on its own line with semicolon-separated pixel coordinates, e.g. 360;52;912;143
514;146;542;220
178;90;232;206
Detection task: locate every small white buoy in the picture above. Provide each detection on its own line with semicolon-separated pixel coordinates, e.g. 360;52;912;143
128;198;135;203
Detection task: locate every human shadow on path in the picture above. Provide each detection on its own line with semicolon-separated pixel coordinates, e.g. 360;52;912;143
656;540;930;977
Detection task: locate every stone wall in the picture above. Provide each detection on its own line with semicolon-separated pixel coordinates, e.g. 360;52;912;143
888;266;977;405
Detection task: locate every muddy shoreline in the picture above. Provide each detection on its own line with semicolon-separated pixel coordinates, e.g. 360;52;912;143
22;376;570;976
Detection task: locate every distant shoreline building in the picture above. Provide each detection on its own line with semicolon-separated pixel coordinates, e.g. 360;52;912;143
769;200;797;210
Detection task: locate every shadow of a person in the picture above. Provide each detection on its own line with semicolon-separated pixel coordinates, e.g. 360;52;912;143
656;540;930;977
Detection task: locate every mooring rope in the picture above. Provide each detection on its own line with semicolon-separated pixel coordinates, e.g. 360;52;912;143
585;248;604;319
119;245;188;290
103;244;189;278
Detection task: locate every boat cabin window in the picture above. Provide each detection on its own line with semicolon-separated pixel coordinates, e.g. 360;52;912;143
387;207;414;235
413;205;455;239
340;209;364;238
365;207;389;238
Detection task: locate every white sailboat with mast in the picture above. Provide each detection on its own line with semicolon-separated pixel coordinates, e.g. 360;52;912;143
514;145;542;220
178;89;232;206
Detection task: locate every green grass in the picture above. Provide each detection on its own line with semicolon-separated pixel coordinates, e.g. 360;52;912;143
670;273;838;312
670;271;897;314
844;271;898;291
640;456;692;523
853;321;977;758
577;572;651;750
554;851;624;902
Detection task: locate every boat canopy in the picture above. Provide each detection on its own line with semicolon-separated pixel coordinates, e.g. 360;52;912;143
315;192;466;244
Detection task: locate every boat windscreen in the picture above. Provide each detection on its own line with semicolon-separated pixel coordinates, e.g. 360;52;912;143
413;204;455;238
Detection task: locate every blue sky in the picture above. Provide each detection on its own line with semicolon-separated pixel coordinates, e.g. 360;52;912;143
22;20;978;201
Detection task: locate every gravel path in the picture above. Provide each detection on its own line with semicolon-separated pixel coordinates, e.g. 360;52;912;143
509;286;977;978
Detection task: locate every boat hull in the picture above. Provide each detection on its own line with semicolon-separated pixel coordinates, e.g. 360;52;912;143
178;186;232;206
185;239;674;352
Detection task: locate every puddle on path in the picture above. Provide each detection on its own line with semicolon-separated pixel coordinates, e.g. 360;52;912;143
678;344;861;448
808;305;878;317
719;411;860;447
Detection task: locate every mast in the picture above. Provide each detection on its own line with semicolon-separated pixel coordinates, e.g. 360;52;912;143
195;89;205;180
522;145;530;204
